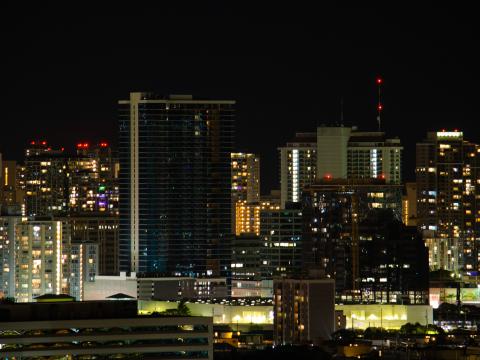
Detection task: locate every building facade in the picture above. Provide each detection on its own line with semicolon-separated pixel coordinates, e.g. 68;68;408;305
260;203;303;278
14;220;70;302
68;142;119;215
302;179;403;295
279;132;317;208
24;141;68;217
231;152;260;204
416;130;480;272
0;216;20;298
119;93;235;276
274;278;335;345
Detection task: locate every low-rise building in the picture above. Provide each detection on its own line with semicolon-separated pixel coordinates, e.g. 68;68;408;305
0;299;213;360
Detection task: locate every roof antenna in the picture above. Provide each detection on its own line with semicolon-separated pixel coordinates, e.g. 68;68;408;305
376;77;383;131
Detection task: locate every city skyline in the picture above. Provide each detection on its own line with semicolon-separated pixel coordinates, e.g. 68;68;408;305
1;7;478;193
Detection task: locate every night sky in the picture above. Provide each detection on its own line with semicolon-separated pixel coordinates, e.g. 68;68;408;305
1;6;478;193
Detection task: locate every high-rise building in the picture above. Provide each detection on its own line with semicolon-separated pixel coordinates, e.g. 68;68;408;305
260;203;303;278
416;130;480;272
0;216;20;298
231;233;263;280
231;153;260;204
70;216;119;275
302;179;402;294
347;130;402;184
355;209;429;305
317;126;351;179
279;132;316;208
14;220;70;302
69;241;98;301
119;93;235;276
317;126;402;184
235;200;261;236
24;141;68;217
68;142;119;215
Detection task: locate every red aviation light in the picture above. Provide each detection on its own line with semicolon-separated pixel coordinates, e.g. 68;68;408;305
376;78;383;84
377;104;383;111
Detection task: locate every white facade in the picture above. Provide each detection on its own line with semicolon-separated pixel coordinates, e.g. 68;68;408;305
0;216;20;298
14;221;69;302
317;126;351;179
279;133;316;208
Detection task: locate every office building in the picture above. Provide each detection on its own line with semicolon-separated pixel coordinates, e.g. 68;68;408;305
273;278;335;345
119;93;235;276
416;130;480;272
355;209;429;305
260;203;303;278
302;179;402;294
279;132;316;207
231;233;263;280
70;216;119;275
0;299;213;360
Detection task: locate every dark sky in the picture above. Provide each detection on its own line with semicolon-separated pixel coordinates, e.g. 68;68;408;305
1;5;478;193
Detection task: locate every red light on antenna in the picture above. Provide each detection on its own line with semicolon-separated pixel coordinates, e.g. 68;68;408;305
376;78;383;84
41;141;47;145
377;104;383;111
30;141;36;145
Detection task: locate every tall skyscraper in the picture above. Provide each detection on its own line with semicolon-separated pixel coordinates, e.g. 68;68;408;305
24;141;68;217
316;126;351;179
302;179;403;294
70;216;119;276
347;130;402;184
260;202;303;278
317;125;402;184
231;152;260;204
280;127;402;209
279;132;317;208
14;220;70;302
68;142;118;215
416;130;480;272
119;93;235;276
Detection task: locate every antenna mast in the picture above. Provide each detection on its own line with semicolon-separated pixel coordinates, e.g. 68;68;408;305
376;77;383;131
